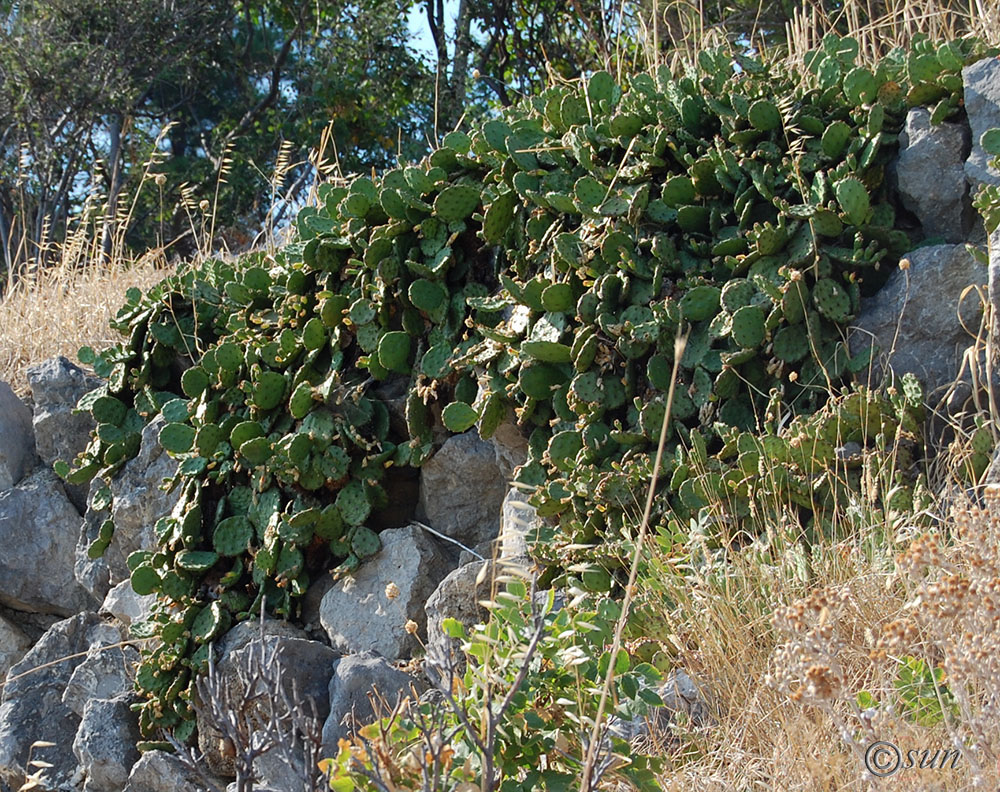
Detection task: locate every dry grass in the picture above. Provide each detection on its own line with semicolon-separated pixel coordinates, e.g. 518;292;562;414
0;251;172;396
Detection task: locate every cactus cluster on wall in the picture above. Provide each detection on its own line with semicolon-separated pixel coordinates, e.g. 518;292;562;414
57;34;991;742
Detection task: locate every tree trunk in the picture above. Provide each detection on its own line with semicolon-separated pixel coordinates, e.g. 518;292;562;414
101;111;124;263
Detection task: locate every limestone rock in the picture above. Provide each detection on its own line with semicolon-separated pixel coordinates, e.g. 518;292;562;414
319;524;451;659
321;652;417;752
489;418;528;482
0;614;31;682
62;640;139;717
417;431;506;552
964;56;1000;189
0;468;96;614
25;356;101;511
424;560;492;673
896;107;971;242
0;613;118;791
194;619;327;778
0;382;35;492
849;245;986;394
73;695;141;792
75;416;179;602
124;750;219;792
100;579;156;632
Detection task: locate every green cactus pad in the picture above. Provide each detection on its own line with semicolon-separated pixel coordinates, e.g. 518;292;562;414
191;602;228;644
721;279;756;312
302;318;327;351
820;120;851;158
520;340;572;364
253;371;287;410
377;331;412;374
215;343;243;373
336;479;371;526
519;363;566;399
237;436;272;466
92;395;127;426
433;184;480;222
730;305;766;349
680;285;721;321
409;279;447;312
574;176;606;209
421;344;453;379
812;278;852;322
180;367;210;398
194;424;224;457
541;283;574;312
442;401;479;433
547;430;582;471
130;564;160;596
834;177;870;226
159;423;196;454
213;516;254;556
350;526;381;558
289;382;315;420
748;100;781;131
661;176;696;207
772;325;810;362
175;550;219;573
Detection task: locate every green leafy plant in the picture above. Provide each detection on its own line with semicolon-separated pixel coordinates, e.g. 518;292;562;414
54;33;994;744
323;577;664;792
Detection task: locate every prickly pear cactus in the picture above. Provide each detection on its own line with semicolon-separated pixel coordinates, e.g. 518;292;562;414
58;34;991;744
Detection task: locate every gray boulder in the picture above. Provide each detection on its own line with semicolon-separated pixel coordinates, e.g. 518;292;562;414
0;468;97;614
964;56;1000;189
424;560;492;673
76;416;179;602
100;579;156;632
320;524;452;659
124;750;219;792
0;612;118;791
25;356;101;511
896;107;971;242
610;669;714;754
849;245;987;394
417;431;507;552
62;640;139;717
73;695;141;792
321;652;416;752
489;417;528;482
0;614;31;682
0;382;35;492
194;619;331;778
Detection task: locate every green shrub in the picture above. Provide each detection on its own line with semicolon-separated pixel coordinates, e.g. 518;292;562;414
57;33;993;742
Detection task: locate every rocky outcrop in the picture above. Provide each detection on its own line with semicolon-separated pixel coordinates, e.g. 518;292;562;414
0;614;31;681
417;431;507;554
73;695;142;792
0;382;35;492
25;356;101;512
849;245;987;394
0;468;97;614
321;652;416;751
320;524;452;659
896;107;971;242
124;750;217;792
75;416;179;602
0;613;119;791
963;56;1000;190
424;560;492;672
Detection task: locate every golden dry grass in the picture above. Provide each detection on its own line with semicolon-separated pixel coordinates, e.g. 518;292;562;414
0;252;172;396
